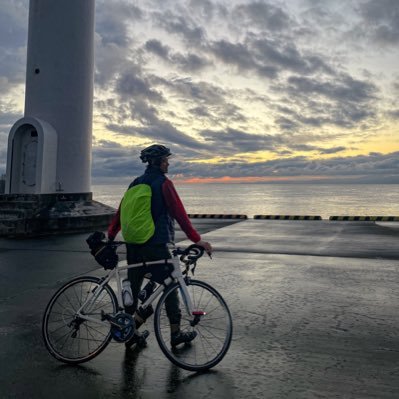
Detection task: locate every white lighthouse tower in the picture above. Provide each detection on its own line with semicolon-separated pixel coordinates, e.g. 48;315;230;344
1;0;114;236
6;0;94;194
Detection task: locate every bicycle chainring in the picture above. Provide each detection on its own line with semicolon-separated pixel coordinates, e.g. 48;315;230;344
110;312;135;343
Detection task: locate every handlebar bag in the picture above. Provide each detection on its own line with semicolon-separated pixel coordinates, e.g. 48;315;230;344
86;231;118;270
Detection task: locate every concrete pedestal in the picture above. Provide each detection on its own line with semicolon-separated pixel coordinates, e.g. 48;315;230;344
0;193;115;237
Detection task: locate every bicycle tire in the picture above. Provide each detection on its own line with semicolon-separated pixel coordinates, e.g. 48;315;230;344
42;276;118;364
154;279;233;372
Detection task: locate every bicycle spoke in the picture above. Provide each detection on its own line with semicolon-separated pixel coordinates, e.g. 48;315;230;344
82;282;94;308
199;315;226;322
155;280;232;372
48;322;74;336
62;290;79;313
199;320;222;335
201;303;222;317
84;323;109;338
43;277;116;364
198;327;212;361
72;284;83;309
52;298;74;314
197;324;225;346
90;291;111;313
54;328;73;349
48;318;69;324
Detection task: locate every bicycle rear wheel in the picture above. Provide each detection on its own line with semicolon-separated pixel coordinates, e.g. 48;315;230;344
154;279;233;372
42;276;117;364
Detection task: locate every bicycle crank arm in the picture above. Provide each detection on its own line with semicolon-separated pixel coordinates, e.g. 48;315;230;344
101;311;124;329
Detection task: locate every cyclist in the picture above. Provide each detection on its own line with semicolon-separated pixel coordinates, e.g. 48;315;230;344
108;144;212;348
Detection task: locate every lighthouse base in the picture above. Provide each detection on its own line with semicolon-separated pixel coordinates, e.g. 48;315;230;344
0;193;115;237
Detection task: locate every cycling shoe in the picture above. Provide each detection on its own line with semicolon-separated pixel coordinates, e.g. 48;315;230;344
171;330;197;347
125;330;150;349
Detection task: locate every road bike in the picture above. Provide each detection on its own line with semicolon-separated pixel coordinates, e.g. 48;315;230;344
42;243;233;372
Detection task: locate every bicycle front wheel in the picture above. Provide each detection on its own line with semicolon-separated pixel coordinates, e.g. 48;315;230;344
154;279;233;372
42;276;117;364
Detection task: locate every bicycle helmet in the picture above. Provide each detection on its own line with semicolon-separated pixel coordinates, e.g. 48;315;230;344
140;144;171;163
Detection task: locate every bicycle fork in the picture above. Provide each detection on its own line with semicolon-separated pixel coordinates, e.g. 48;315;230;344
177;277;207;324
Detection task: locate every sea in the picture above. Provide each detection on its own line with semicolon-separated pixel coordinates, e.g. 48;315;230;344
93;183;399;219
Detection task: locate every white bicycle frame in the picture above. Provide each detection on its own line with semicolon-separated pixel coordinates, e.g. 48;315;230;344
75;248;195;327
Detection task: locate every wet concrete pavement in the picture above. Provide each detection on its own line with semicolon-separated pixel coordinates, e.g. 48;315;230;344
1;219;399;398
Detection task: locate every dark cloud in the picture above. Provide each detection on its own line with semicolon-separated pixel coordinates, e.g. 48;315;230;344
198;127;347;157
94;1;144;87
96;1;142;47
109;68;168;126
97;91;160;127
0;100;23;174
107;74;237;148
91;140;142;179
288;144;344;154
0;107;22;132
106;121;208;152
271;73;379;129
145;39;170;59
0;1;28;92
116;72;164;103
160;77;226;104
0;1;27;48
251;37;334;75
218;103;247;123
171;53;210;72
286;75;377;104
145;39;211;72
154;11;206;44
200;128;284;154
128;99;160;125
388;109;399;120
154;77;247;123
188;0;217;21
208;40;257;73
188;106;212;118
94;41;130;88
357;0;399;45
0;150;7;174
207;33;335;81
319;146;346;155
232;2;293;31
135;123;208;150
275;116;299;131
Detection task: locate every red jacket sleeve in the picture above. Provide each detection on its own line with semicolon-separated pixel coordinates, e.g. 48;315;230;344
107;204;121;240
162;179;201;243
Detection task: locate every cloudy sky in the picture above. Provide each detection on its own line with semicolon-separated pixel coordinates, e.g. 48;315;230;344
1;0;398;184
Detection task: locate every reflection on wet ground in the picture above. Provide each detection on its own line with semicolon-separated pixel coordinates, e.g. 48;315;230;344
2;221;399;398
